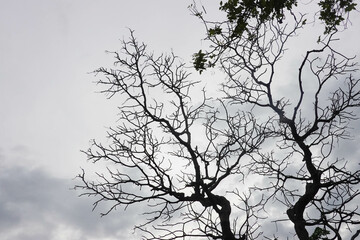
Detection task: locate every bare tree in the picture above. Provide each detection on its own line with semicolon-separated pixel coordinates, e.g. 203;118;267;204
190;1;360;239
77;1;360;239
76;31;269;240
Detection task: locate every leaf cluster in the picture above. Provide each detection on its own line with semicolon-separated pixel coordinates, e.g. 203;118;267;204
319;0;357;33
193;0;357;72
219;0;297;36
192;50;207;73
309;227;330;240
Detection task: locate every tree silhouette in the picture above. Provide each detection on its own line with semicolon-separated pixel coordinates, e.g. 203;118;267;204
76;1;360;239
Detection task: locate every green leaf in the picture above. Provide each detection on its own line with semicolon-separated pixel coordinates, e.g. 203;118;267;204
208;26;222;36
193;50;208;74
309;227;330;240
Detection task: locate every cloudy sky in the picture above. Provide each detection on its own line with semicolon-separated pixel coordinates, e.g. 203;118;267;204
1;1;360;240
0;1;209;239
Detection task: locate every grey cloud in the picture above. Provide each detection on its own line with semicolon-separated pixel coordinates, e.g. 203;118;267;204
0;165;140;240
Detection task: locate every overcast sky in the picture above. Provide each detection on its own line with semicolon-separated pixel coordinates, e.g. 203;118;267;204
0;1;207;239
1;1;360;240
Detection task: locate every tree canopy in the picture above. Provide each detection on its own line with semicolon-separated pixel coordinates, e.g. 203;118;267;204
193;0;357;72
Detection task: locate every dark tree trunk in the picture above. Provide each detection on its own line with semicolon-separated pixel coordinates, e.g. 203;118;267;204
212;195;237;240
287;144;321;240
